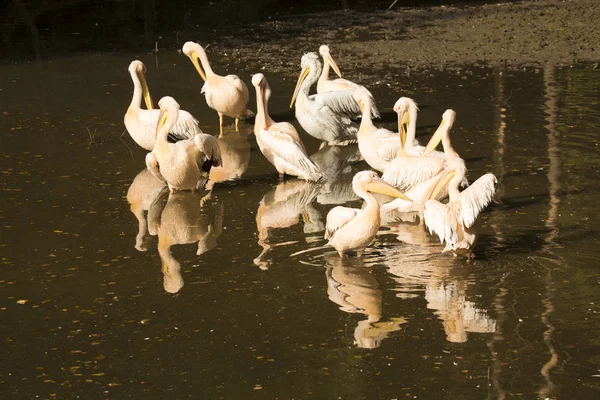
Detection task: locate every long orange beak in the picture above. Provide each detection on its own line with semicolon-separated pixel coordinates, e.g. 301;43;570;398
139;70;154;110
156;109;168;138
189;51;207;81
324;52;342;78
290;67;310;108
365;177;412;202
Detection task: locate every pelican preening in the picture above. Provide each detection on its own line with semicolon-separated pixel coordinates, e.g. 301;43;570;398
290;52;362;145
317;45;380;119
146;96;222;192
252;73;323;181
124;60;203;150
421;112;497;256
182;41;254;130
325;171;411;257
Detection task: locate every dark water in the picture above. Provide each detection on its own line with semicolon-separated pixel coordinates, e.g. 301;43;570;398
1;48;599;399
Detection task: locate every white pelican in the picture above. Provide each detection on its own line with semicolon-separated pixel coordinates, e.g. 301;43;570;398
124;60;203;150
252;73;323;181
380;109;468;216
124;60;205;151
382;97;446;190
422;111;497;257
354;88;402;172
182;41;253;130
325;171;410;257
317;45;380;119
146;96;222;192
290;52;362;145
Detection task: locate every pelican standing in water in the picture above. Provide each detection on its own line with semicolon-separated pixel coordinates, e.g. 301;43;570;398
252;73;322;181
422;111;497;257
182;41;254;130
354;88;402;172
124;60;203;150
146;97;222;192
380;109;466;216
325;171;410;257
382;97;446;190
290;52;362;145
317;45;380;118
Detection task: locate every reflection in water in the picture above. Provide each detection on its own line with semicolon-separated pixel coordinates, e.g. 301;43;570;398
538;63;562;400
207;124;252;187
254;179;322;269
310;144;362;206
126;169;167;251
324;255;405;348
386;246;496;343
155;191;224;293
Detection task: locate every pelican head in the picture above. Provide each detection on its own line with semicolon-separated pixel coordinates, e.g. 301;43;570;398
156;96;181;137
352;87;372;113
393;97;419;147
424;109;456;155
319;44;342;78
182;41;208;81
251;72;265;88
353;171;411;201
290;52;321;108
128;60;153;110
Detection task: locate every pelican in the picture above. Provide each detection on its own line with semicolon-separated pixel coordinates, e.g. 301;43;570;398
422;111;497;257
290;52;362;145
354;88;402;172
325;171;410;257
146;97;222;192
252;73;323;181
382;97;446;190
124;60;203;150
182;41;254;130
317;45;380;118
380;109;467;216
206;125;252;188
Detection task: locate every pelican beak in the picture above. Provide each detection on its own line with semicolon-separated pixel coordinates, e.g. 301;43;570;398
365;177;412;202
256;84;267;130
429;170;455;200
423;117;446;155
139;70;154;110
290;67;310;108
398;110;407;148
156;109;168;138
324;52;342;78
189;51;207;81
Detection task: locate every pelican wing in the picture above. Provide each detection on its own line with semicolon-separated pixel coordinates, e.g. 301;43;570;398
260;123;322;178
458;173;497;228
382;155;446;190
312;90;362;118
325;206;358;240
423;200;459;245
225;74;248;97
139;109;202;141
374;128;401;162
194;133;223;172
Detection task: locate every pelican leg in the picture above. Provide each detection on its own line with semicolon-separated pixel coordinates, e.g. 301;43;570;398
338;250;345;258
235;117;239;132
218;112;224;129
356;250;363;258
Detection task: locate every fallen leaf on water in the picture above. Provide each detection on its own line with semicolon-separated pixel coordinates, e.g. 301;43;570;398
17;299;28;304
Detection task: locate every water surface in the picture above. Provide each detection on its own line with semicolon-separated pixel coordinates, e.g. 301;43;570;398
1;51;599;399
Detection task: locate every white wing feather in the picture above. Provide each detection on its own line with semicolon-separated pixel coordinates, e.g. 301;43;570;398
138;109;202;141
374;129;402;162
325;206;359;240
382;155;446;190
458;173;497;228
423;200;459;246
312;90;362;118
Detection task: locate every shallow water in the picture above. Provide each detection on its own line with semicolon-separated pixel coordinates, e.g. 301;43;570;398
1;50;599;399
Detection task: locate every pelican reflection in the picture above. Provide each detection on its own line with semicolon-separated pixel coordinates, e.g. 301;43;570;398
310;144;362;206
255;179;322;269
156;190;224;293
126;169;167;251
207;124;252;188
324;254;406;348
386;246;496;343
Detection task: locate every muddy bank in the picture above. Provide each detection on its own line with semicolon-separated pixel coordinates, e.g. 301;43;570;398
205;0;599;79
